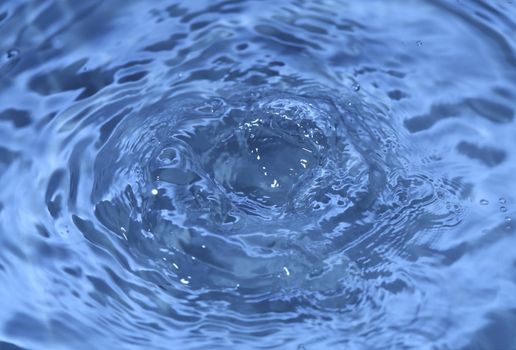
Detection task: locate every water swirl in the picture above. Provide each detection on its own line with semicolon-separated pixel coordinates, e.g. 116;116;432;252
1;1;515;349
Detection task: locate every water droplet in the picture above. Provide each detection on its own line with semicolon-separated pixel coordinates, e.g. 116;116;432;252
505;217;512;230
480;199;489;205
352;82;360;92
120;227;128;240
5;48;19;60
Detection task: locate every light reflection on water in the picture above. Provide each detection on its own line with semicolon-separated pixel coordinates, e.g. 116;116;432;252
0;1;515;349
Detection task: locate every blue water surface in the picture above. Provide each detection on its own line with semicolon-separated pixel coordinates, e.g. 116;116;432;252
1;1;516;349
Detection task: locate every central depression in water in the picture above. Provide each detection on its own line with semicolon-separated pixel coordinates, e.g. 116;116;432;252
90;87;403;308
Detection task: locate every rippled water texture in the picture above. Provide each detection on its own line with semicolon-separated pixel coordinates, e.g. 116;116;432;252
1;1;516;349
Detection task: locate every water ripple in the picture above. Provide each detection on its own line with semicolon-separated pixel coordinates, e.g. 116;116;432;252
1;0;515;349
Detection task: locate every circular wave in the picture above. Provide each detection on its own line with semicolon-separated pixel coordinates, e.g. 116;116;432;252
92;87;377;293
4;0;514;349
83;82;460;320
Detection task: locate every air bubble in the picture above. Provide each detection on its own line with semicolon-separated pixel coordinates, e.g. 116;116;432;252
480;199;489;205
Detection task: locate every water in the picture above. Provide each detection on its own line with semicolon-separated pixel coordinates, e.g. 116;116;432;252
1;1;515;349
